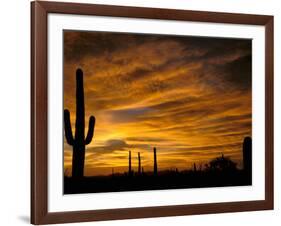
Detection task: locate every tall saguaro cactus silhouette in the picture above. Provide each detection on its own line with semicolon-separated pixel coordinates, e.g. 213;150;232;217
64;68;95;178
243;136;252;183
138;152;141;175
153;147;158;176
128;150;132;176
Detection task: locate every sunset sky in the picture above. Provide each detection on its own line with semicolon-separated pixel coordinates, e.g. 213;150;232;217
63;30;252;176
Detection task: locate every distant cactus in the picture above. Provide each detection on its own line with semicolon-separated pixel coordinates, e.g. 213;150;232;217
153;147;158;176
128;151;132;176
193;163;197;172
199;164;202;171
64;68;95;178
138;152;141;175
243;136;252;182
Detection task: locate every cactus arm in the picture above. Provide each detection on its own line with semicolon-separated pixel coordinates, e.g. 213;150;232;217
64;109;74;145
85;116;95;145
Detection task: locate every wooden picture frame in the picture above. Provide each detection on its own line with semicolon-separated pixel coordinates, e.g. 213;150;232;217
31;1;274;224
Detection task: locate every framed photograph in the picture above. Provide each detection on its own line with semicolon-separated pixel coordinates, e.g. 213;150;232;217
31;1;274;224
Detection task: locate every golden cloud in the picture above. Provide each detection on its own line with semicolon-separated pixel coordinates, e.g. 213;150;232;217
63;31;252;176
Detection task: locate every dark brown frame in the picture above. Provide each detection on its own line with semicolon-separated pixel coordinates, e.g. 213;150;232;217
31;1;274;224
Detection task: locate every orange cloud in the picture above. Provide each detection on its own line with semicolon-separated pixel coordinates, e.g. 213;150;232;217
63;31;252;176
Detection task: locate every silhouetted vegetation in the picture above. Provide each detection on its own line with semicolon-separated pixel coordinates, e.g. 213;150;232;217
243;136;252;183
64;142;252;194
138;152;141;175
204;154;237;172
128;150;132;177
64;69;96;178
64;153;251;194
153;147;158;176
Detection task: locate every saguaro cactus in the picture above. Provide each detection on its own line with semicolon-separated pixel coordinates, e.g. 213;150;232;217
243;136;252;183
128;150;132;176
64;68;95;178
153;147;158;176
193;163;197;172
138;152;141;175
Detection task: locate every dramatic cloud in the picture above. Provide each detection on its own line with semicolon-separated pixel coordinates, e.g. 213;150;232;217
63;31;252;176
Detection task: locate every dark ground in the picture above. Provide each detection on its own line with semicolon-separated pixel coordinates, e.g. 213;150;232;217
64;169;251;194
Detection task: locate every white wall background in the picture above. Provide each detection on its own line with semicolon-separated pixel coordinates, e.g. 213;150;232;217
0;0;279;225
